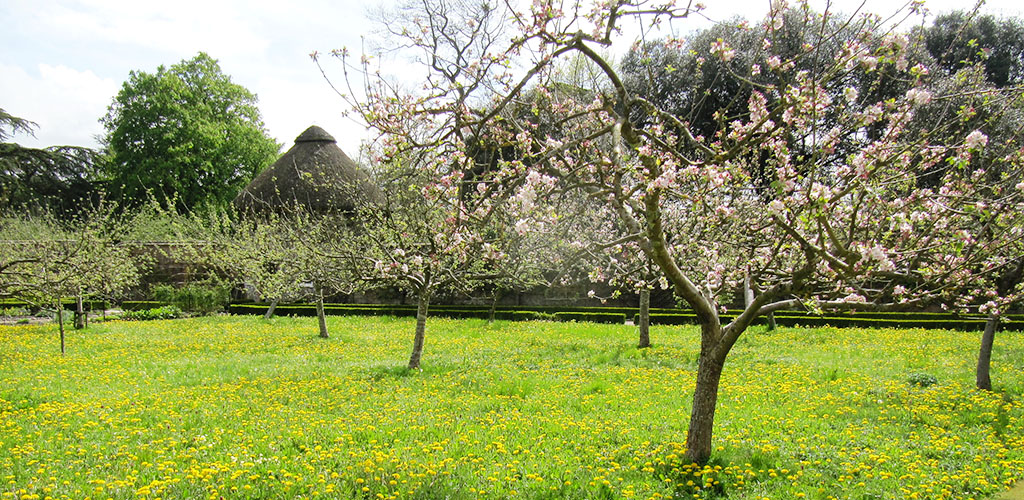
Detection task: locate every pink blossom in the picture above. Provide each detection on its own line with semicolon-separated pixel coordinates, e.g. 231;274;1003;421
843;87;858;104
965;130;988;150
905;88;932;106
710;38;736;62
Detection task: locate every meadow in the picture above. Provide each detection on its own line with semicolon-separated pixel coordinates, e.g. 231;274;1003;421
1;316;1022;500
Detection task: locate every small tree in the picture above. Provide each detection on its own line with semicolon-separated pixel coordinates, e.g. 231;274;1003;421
330;148;520;369
1;207;145;354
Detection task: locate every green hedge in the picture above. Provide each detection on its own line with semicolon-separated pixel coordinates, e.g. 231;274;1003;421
554;312;627;324
122;301;164;311
0;299;107;311
634;313;1022;331
227;302;1022;329
230;304;606;322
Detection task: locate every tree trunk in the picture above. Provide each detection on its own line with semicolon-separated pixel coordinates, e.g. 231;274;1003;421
976;315;998;391
685;334;725;464
638;288;651;348
408;291;430;370
766;312;777;331
488;291;499;324
74;292;85;330
316;287;329;339
56;300;66;355
264;298;279;320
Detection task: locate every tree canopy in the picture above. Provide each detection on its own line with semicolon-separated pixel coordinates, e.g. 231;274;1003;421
101;53;280;213
1;108;104;214
332;0;1024;463
922;11;1024;88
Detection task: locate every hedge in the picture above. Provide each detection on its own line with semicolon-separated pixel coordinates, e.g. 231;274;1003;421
226;302;1022;329
0;299;107;311
122;301;165;311
553;312;627;324
634;313;1023;331
228;304;619;323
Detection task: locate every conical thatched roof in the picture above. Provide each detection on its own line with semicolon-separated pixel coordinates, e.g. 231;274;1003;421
234;125;380;215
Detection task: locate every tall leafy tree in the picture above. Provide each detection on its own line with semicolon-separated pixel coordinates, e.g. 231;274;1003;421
1;108;104;214
101;53;280;212
922;11;1024;88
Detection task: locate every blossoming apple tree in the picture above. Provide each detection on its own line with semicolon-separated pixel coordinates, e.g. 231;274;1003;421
325;0;1024;463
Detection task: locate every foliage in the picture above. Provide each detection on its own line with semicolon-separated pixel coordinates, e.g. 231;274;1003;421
908;372;938;388
330;0;1024;462
921;11;1024;88
1;317;1022;499
101;53;281;213
152;281;231;315
0;205;149;352
119;305;184;321
0;108;104;214
0;206;147;305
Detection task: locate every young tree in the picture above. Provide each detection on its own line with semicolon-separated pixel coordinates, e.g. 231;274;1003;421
101;53;281;213
329;0;1024;462
351;152;517;368
1;207;145;354
169;209;353;338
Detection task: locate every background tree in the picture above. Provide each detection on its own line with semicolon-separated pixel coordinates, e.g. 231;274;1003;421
337;0;1024;464
1;108;104;214
922;11;1024;88
101;53;280;213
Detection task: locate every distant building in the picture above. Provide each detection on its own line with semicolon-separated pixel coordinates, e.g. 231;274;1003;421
234;125;380;215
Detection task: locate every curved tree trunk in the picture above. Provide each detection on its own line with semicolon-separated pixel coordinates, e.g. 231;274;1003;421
316;286;329;339
685;325;726;464
976;315;998;391
264;298;279;320
638;288;651;348
408;290;430;370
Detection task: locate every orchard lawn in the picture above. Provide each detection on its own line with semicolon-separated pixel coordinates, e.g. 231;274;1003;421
1;316;1022;500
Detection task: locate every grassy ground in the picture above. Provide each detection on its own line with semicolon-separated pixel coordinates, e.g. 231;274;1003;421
1;315;1022;500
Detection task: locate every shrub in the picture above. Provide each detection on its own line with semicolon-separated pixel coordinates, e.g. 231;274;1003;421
907;373;938;388
554;312;626;324
153;281;231;315
120;305;183;321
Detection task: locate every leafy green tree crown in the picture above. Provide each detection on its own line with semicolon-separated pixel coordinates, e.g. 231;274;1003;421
101;52;280;212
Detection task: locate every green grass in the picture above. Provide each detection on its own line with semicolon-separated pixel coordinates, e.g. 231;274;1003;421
1;316;1022;499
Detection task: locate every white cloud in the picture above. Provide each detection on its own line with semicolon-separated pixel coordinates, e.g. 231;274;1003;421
40;0;272;59
0;62;119;148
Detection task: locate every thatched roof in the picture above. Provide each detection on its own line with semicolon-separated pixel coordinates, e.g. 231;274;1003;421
234;125;380;215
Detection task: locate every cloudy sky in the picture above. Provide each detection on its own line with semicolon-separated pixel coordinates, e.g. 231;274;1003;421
2;0;1021;158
